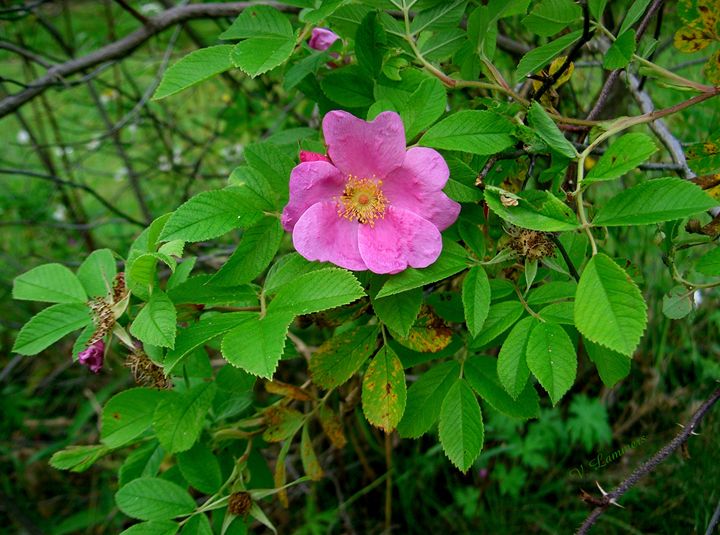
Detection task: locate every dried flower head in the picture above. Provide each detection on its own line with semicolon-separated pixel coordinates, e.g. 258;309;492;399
508;228;556;261
125;349;172;389
228;492;253;516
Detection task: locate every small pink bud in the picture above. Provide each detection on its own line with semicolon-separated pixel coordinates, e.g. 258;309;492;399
309;28;340;51
299;150;331;163
78;340;105;374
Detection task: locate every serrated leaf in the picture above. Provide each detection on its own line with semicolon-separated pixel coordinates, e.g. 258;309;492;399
438;379;484;472
465;356;540;419
153;45;233;100
356;11;387;77
160;189;262;243
309;325;379;389
484;186;579;231
497;316;537;399
593;177;716;226
402;77;448;140
603;29;637;69
177;442;222;494
469;299;525;349
462;266;491;338
120;520;179;535
49;444;110;473
167;276;257;307
586;133;657;181
618;0;653;35
269;268;365;316
119;441;164;487
264;253;325;295
317;405;347;449
391;306;452;353
321;66;375;107
575;253;647;356
211;218;283;286
101;388;167;448
372;287;422;338
221;312;294;379
516;30;583;78
397;360;460;438
115;477;196;521
662;285;693;319
411;0;467;34
13;303;92;356
522;0;582;37
362;345;407;432
419;110;515;155
585;338;630;388
231;36;295;78
130;291;177;349
221;5;293;39
300;423;324;481
526;322;576;405
376;240;468;298
77;249;117;298
153;383;217;453
13;263;87;304
243;142;295;206
697;246;720;275
527;101;576;158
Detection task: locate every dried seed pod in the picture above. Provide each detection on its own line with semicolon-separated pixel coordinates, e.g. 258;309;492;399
228;492;253;516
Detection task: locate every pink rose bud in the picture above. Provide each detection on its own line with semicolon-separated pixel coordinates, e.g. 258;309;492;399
309;28;340;51
78;340;105;374
299;150;331;163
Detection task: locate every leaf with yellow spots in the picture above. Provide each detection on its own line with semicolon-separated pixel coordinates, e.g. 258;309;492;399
691;173;720;200
317;405;347;449
389;306;452;353
274;439;291;508
531;56;575;92
362;345;407;432
698;0;720;35
686;132;720;175
300;423;324;481
264;380;313;401
704;49;720;83
309;325;379;390
262;406;304;443
674;25;714;52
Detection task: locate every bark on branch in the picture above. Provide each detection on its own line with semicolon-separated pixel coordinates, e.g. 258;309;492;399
0;1;289;120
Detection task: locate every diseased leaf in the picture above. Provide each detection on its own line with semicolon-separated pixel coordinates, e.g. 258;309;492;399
310;325;379;389
362;345;407;432
301;423;324;481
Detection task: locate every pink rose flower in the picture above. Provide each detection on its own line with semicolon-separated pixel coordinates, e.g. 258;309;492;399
308;28;340;51
78;340;105;374
282;111;461;274
299;150;331;163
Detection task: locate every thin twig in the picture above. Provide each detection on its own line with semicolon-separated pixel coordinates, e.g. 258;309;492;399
577;386;720;534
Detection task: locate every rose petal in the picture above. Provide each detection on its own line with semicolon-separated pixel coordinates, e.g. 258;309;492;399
322;111;406;179
292;201;366;271
357;206;442;274
309;28;340;51
382;147;460;230
299;150;331;163
281;161;345;232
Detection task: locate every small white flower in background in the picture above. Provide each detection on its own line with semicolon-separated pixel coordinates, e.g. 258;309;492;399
693;289;703;307
158;155;171;172
139;2;161;15
16;130;30;144
172;145;183;165
86;138;101;151
52;205;67;221
114;167;128;181
53;146;74;158
127;123;138;137
100;89;118;104
221;143;244;162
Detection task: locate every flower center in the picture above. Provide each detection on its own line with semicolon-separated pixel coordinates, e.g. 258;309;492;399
337;176;387;226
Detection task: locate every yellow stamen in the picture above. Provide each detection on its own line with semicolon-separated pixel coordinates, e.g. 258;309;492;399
337;175;387;226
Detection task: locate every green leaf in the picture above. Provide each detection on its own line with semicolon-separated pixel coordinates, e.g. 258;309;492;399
115;477;196;521
586;133;656;182
575;253;647;356
527;102;576;158
168;276;257;307
13;263;87;304
516;30;583;78
462;266;491;338
419;29;466;62
130;291;177;349
179;515;211;535
697;246;720;276
283;49;332;90
49;444;110;473
231;36;295;78
77;249;117;298
153;383;217;453
356;11;387;77
221;312;294;379
469;299;525;348
588;0;607;19
362;345;406;432
438;379;484;472
522;0;582;37
309;325;379;389
153;46;233;100
101;388;167;448
211;218;283;286
419;110;515;155
567;394;612;451
593;177;716;226
160;189;261;243
221;5;293;39
321;66;375;107
164;312;250;374
527;280;577;305
243;142;294;206
585;338;630;388
618;0;653;35
264;253;325;295
119;441;164;487
120;520;179;535
177;442;222;494
411;0;467;34
376;240;468;298
662;285;693;320
269;268;365;316
13;303;92;356
603;30;637;69
372;288;422;338
497;316;537;399
484;186;579;231
403;77;447;140
397;360;460;439
464;356;540;419
526;322;576;405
